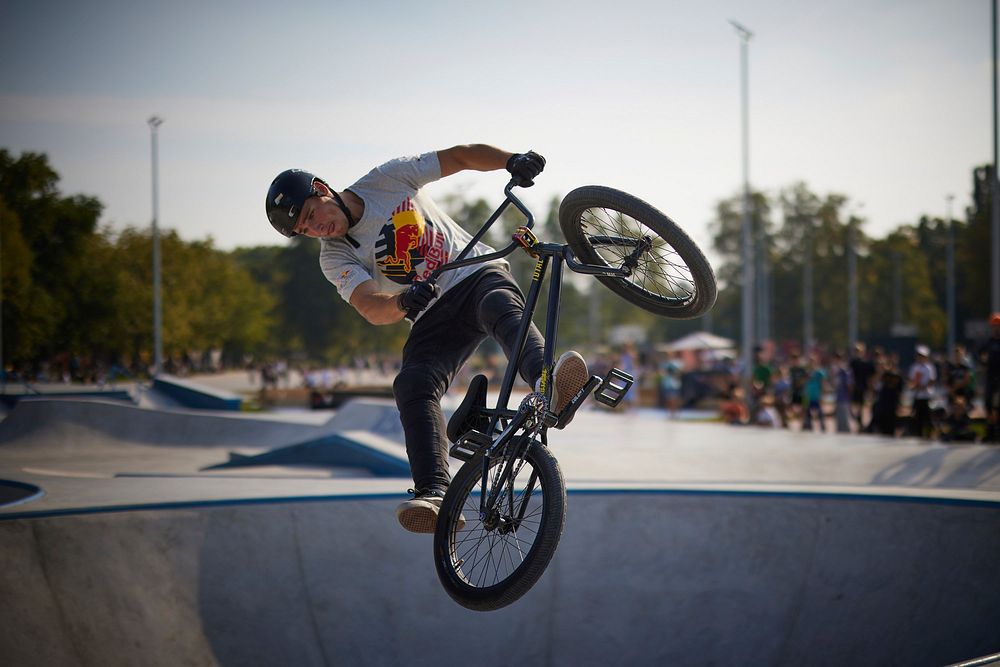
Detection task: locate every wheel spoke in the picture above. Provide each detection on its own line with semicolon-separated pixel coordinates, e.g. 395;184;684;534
580;206;698;304
444;448;550;588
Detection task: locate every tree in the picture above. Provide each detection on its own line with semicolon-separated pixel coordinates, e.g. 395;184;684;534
959;166;995;328
0;150;105;367
708;189;773;342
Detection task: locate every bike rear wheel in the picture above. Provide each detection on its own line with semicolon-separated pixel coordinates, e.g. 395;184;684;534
559;185;717;318
434;437;566;611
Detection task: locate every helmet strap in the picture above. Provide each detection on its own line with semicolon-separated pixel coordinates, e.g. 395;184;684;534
330;189;358;229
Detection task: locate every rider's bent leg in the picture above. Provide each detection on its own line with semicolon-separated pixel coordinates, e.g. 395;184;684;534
475;270;588;423
474;271;544;385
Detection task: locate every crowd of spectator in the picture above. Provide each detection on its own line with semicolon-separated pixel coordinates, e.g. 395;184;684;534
705;314;1000;443
6;314;1000;445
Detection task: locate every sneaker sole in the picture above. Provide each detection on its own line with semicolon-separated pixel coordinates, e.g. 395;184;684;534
396;505;439;534
396;504;467;534
554;353;590;418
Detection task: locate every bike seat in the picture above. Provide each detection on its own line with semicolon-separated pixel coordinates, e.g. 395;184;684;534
447;374;489;443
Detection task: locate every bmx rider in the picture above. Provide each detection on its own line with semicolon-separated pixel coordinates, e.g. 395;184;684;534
265;144;590;533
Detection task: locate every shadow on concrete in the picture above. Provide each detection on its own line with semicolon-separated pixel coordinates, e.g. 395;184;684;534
871;446;1000;490
871;447;949;487
938;448;1000;489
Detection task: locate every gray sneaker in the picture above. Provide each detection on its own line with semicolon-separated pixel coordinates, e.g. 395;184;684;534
395;489;465;534
552;351;590;426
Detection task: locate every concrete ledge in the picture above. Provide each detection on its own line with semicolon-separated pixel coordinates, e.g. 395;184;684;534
0;390;133;408
152;375;242;411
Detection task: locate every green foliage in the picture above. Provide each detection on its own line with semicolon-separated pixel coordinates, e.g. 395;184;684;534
709;180;961;351
960;166;995;324
0;150;275;371
1;146;993;375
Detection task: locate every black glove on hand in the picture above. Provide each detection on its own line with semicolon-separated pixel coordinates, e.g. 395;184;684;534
397;280;440;314
506;150;546;187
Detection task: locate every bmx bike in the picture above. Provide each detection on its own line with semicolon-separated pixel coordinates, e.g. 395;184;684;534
416;180;717;611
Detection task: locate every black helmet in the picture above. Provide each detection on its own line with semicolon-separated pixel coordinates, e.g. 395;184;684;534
266;169;324;237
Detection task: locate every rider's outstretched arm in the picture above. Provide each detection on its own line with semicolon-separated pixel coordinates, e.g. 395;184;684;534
437;145;512;178
437;145;546;187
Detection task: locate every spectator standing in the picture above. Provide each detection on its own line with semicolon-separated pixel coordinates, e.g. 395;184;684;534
945;344;975;407
659;351;683;419
618;343;639;411
873;356;904;436
750;346;773;426
789;352;808;424
979;313;1000;442
849;342;876;431
802;356;827;432
772;365;791;428
908;345;936;438
832;352;852;433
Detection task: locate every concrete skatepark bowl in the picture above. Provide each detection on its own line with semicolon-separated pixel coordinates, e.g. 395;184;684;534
0;394;998;666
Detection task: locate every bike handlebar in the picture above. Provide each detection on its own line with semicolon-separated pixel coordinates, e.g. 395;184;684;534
404;179;628;321
406;179;531;320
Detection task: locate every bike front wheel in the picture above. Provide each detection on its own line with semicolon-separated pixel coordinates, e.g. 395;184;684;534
559;185;717;319
433;437;566;611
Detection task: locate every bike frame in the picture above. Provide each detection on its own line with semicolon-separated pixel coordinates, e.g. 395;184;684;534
426;181;632;517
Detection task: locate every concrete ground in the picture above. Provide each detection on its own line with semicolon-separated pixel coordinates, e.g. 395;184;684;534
0;384;998;666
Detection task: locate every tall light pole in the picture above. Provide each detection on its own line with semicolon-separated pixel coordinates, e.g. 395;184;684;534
892;250;903;329
847;204;862;349
757;220;770;343
946;194;956;353
731;19;755;383
804;223;813;352
148;116;164;376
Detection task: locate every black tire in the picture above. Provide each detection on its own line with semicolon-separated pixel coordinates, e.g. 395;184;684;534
559;185;717;319
433;438;566;611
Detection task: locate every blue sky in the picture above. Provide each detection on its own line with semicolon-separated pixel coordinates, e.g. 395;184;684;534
0;0;993;257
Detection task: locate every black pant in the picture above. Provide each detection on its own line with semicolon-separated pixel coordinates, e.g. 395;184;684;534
986;379;1000;442
911;397;932;438
393;267;545;493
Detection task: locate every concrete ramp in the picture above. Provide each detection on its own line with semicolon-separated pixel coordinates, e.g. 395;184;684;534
1;491;997;667
0;398;338;451
203;433;410;478
323;398;406;444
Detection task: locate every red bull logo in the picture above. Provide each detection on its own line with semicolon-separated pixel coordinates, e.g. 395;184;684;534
375;197;449;284
384;209;425;274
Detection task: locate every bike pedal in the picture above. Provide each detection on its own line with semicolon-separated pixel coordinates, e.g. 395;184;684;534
449;430;492;462
554;375;603;428
593;368;634;408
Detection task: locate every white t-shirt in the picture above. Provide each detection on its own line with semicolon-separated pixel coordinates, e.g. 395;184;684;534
908;361;936;400
319;152;507;322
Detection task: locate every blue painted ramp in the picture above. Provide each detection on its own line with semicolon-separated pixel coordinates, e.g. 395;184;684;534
204;434;410;477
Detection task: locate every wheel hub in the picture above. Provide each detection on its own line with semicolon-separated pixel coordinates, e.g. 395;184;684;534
481;509;517;533
622;235;652;271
